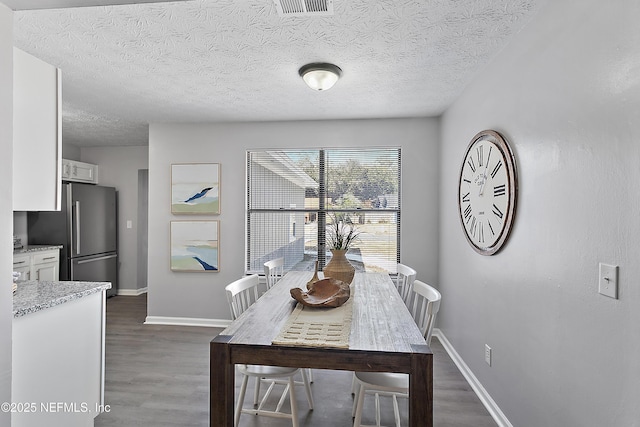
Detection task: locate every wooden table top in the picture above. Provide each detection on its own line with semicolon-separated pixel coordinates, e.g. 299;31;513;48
220;271;427;355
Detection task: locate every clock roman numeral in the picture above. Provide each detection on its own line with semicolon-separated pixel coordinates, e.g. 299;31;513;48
471;218;485;243
491;160;503;179
488;220;495;236
492;203;504;220
467;156;476;173
476;146;484;167
463;205;472;222
494;184;506;197
462;192;470;203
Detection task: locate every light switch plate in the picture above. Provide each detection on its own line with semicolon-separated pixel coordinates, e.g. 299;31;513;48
598;263;618;299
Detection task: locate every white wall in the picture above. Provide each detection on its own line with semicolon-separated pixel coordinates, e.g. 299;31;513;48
439;0;640;425
148;118;439;322
0;3;12;422
81;146;149;291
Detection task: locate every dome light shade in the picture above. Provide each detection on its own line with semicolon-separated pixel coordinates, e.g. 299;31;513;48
299;63;342;91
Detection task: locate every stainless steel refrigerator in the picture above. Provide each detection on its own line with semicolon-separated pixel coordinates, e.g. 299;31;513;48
27;182;118;297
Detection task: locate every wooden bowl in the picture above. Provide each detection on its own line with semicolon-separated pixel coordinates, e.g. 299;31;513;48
290;277;350;308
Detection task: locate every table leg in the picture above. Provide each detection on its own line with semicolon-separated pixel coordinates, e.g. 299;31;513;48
409;345;433;427
211;335;234;427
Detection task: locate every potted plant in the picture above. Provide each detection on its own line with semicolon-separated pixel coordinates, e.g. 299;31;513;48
323;216;360;284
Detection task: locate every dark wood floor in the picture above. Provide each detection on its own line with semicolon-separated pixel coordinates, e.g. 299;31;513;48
95;295;496;427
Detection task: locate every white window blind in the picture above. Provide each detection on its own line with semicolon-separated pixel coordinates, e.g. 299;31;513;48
247;148;401;274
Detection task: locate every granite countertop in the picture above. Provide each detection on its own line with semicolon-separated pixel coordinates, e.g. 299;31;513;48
13;244;63;255
13;280;111;318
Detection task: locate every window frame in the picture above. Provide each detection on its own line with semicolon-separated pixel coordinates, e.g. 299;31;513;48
246;147;401;274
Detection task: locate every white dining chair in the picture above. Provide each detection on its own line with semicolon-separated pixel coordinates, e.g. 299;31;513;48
264;257;284;290
395;264;417;307
352;280;441;427
349;264;417;397
264;258;315;384
225;274;314;427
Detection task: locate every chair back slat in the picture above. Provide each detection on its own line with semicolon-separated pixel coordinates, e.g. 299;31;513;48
410;279;441;345
225;274;260;320
395;263;417;306
263;257;284;290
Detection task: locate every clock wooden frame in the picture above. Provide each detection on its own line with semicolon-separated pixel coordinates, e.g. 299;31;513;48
457;130;518;255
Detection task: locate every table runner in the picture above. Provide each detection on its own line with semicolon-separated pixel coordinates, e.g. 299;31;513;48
272;290;354;348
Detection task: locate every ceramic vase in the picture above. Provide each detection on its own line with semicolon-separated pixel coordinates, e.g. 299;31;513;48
323;249;355;284
306;260;320;290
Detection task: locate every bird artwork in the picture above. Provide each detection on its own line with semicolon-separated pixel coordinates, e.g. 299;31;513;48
170;220;219;272
184;187;213;203
193;256;217;271
171;164;220;214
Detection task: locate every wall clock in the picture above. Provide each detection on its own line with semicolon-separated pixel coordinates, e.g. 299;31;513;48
458;130;517;255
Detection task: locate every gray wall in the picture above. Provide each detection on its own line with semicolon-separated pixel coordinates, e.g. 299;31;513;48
438;0;640;425
0;3;12;421
147;118;440;322
81;146;149;292
62;143;81;161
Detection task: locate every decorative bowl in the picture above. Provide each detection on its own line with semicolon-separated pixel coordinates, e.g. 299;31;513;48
290;277;350;308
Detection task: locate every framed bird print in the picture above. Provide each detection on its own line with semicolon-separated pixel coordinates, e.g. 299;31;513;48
170;220;219;272
171;163;220;214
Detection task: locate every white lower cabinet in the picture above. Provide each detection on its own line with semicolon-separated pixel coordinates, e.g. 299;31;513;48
12;291;106;427
32;250;60;281
12;254;32;281
13;249;60;282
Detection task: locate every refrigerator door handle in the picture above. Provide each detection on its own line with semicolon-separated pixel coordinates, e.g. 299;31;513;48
76;254;118;265
75;200;81;255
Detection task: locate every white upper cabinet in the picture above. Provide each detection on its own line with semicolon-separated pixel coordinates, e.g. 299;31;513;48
62;159;99;184
13;48;62;211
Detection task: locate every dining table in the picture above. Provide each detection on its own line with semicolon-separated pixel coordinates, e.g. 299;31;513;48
210;270;433;427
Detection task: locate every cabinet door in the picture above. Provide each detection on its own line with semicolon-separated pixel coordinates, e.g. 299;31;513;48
13;255;31;281
13;266;31;281
13;48;62;211
34;262;59;281
32;250;60;281
62;159;72;180
71;162;97;183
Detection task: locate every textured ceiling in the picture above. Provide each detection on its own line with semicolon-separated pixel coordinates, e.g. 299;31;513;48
12;0;544;147
3;0;191;11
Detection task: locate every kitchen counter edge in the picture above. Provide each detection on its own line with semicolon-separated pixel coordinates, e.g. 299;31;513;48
13;244;63;255
13;280;112;319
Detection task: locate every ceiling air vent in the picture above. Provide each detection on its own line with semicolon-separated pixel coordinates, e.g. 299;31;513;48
273;0;334;17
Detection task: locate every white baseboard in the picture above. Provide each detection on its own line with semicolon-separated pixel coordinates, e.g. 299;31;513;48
144;316;232;328
117;287;148;296
433;328;513;427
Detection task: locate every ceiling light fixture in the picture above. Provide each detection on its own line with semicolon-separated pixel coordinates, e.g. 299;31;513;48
299;63;342;91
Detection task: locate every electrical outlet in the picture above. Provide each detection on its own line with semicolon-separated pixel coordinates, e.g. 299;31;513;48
485;344;492;366
598;263;618;299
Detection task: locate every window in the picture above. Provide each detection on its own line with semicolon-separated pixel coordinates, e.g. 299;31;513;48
247;148;401;274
